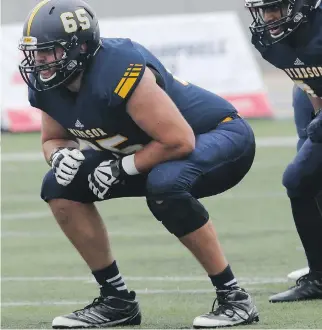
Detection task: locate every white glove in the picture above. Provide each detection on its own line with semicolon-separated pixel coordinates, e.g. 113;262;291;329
50;147;85;186
88;160;121;199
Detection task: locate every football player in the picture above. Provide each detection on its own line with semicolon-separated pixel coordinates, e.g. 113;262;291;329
245;0;322;302
19;0;258;328
287;86;320;282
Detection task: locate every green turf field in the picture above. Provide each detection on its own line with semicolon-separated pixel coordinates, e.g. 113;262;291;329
1;119;322;329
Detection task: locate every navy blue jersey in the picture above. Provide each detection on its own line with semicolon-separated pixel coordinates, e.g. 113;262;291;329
252;6;322;98
29;38;236;154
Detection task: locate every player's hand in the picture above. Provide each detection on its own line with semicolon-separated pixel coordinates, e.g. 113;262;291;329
88;160;122;200
307;109;322;143
50;147;85;186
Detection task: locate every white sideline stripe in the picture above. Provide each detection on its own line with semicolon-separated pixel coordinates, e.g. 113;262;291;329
1;192;287;221
1;280;288;307
2;152;43;161
1;276;288;285
1;191;287;205
1;195;40;203
255;136;296;147
1;211;51;220
1;231;168;237
1;136;298;163
1;285;284;307
3;292;213;307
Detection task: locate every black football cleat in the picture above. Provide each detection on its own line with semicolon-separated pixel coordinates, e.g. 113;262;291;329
52;290;141;329
269;272;322;303
193;287;259;328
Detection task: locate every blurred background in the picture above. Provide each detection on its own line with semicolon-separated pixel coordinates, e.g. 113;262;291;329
4;1;319;330
1;0;294;129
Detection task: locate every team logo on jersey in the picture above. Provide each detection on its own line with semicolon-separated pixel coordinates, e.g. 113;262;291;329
114;64;143;99
75;119;84;129
294;58;304;66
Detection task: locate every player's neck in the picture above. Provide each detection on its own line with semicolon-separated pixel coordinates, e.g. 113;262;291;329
66;72;84;93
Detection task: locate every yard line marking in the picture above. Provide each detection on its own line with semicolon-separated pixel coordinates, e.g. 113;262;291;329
216;192;286;199
1;211;51;221
1;276;288;285
1;136;298;163
256;136;296;147
1;161;290;173
2;152;43;161
1;192;288;220
1;231;168;238
3;292;214;307
0;280;289;308
1;276;92;282
2;194;287;221
2;192;287;205
1;195;41;203
1;284;286;307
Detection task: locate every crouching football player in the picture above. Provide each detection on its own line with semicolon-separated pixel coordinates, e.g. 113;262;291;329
19;0;259;327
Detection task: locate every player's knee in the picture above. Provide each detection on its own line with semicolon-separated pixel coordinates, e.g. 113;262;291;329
48;198;83;225
48;198;76;209
146;167;190;198
282;163;312;198
146;196;209;237
41;168;68;202
41;168;55;199
146;179;175;197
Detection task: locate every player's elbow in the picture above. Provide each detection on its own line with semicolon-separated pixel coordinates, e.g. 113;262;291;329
181;136;195;155
172;133;195;157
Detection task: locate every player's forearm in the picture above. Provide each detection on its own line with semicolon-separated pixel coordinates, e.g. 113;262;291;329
308;95;322;114
132;139;195;173
42;139;80;164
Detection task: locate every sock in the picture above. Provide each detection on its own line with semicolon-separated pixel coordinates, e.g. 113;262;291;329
290;197;322;272
92;261;129;297
209;265;238;290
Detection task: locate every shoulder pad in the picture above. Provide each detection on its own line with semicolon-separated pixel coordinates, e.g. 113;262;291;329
102;40;146;107
28;88;41;109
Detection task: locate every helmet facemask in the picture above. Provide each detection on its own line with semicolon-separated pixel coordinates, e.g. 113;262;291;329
19;33;87;92
245;0;317;46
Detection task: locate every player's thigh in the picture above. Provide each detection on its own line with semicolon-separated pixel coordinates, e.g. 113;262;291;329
41;149;147;203
146;118;255;199
283;138;322;196
191;118;256;198
292;85;314;147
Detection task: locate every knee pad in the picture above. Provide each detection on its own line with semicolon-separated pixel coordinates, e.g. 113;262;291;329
146;196;209;237
283;164;317;198
283;163;306;198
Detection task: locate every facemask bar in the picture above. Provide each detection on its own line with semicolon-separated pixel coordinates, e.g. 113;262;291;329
18;36;80;92
246;0;306;46
249;4;288;31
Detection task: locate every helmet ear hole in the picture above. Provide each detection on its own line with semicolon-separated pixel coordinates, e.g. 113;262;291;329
80;43;88;53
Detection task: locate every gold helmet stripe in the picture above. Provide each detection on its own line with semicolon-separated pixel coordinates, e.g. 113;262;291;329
27;0;50;36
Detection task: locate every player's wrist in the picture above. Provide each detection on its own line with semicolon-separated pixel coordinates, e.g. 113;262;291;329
121;154;140;175
314;108;322;116
48;147;64;166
